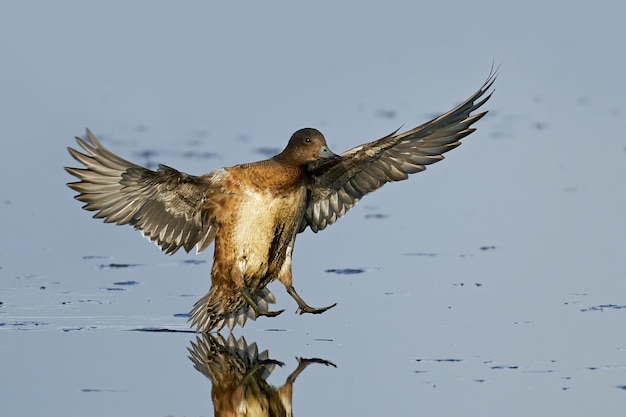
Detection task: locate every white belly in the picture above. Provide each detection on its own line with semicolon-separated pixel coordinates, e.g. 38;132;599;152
228;188;305;279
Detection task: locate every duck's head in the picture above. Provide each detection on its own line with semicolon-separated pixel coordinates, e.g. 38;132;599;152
275;128;337;166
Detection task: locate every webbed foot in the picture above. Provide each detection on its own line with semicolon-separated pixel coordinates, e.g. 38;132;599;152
286;285;337;315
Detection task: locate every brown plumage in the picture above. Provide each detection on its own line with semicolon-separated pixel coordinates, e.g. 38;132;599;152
65;70;496;332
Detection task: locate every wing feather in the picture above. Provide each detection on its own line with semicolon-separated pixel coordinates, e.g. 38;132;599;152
66;129;219;254
302;68;497;232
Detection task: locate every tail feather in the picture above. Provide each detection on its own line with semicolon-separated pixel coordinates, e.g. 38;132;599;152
187;333;277;383
189;286;277;332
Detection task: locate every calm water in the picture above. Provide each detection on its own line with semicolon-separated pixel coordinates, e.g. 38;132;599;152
2;2;626;416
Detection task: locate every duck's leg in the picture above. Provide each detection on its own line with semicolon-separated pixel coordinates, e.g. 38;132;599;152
241;288;285;318
277;243;336;314
285;357;337;385
285;284;337;315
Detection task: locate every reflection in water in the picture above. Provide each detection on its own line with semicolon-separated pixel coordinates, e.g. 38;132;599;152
188;334;336;416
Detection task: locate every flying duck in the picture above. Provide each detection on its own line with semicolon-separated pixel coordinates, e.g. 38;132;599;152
66;70;496;332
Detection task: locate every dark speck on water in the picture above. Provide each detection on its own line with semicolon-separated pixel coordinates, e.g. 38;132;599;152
1;321;47;328
325;268;366;275
63;327;96;332
452;282;484;287
113;280;139;286
81;388;127;393
180;259;206;265
364;213;389;219
99;263;141;269
81;299;106;304
129;327;196;333
479;245;496;251
580;304;626;312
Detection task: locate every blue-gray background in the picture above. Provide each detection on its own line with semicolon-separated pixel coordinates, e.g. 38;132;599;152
1;1;625;416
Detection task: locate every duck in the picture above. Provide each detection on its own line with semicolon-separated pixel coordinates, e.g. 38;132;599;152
65;70;496;332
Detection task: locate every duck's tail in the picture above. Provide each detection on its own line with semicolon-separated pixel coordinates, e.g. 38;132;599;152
189;285;276;332
188;333;278;384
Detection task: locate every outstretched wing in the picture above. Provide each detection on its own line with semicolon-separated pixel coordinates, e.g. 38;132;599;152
66;129;218;254
301;69;497;233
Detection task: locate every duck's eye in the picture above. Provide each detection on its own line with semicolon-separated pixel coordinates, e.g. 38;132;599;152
305;137;311;143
